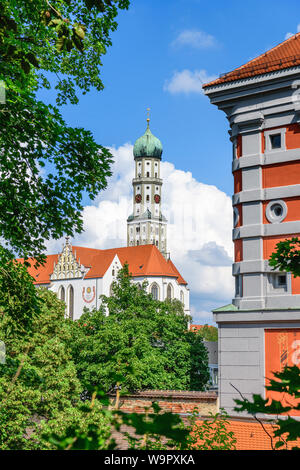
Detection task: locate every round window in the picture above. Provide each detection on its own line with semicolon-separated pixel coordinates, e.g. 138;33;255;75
266;200;287;224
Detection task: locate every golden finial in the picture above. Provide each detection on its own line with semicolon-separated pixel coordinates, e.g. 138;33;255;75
146;107;150;127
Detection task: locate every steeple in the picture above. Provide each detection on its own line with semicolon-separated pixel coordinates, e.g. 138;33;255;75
127;112;167;256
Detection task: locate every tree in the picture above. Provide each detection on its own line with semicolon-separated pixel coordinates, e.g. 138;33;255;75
234;365;300;450
0;1;130;262
0;288;93;450
70;265;210;393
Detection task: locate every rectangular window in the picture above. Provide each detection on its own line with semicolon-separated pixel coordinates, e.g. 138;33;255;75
270;134;281;149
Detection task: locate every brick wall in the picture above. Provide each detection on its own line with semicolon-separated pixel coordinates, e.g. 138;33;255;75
109;390;218;416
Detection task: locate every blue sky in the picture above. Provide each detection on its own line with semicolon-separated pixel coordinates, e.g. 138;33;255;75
40;0;300;324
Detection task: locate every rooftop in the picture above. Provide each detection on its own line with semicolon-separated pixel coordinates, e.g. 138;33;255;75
20;244;187;285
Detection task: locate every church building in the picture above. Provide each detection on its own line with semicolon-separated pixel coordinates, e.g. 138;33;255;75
204;33;300;416
25;118;190;320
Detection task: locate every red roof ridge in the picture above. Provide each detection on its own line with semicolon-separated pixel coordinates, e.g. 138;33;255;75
18;244;187;286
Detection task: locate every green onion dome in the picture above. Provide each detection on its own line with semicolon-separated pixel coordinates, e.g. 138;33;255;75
133;122;163;159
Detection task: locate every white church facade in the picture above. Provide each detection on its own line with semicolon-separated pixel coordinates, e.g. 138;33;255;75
25;118;190;319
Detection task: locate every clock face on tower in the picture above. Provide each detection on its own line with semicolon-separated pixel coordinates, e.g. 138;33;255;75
135;194;142;203
154;194;160;204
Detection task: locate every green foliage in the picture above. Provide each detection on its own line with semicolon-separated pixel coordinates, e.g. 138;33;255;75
71;264;210;393
269;237;300;277
45;388;236;451
185;408;236;450
120;402;189;450
0;246;41;336
39;397;111;450
0;1;130;262
234;366;300;449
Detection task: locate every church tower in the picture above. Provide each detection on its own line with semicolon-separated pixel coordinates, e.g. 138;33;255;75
127;112;167;256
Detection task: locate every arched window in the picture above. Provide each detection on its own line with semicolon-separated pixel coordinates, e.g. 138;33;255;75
180;290;184;304
58;286;65;302
167;284;172;300
151;283;159;300
68;285;74;320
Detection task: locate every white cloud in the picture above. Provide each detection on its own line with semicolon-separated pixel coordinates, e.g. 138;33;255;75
172;30;217;49
164;69;217;95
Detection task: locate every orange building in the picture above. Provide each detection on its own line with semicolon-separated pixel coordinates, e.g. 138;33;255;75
23;241;189;320
204;34;300;416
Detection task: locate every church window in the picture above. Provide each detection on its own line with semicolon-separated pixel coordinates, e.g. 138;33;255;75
151;283;159;300
146;195;150;202
167;284;172;300
112;269;115;276
136;226;140;233
137;240;139;245
180;291;184;304
147;172;150;177
68;285;74;320
156;240;158;246
155;173;157;178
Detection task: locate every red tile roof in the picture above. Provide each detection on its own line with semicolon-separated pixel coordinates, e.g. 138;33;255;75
196;418;300;450
190;324;214;331
203;32;300;88
22;245;187;286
